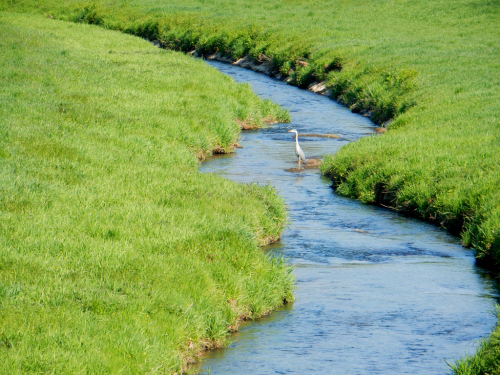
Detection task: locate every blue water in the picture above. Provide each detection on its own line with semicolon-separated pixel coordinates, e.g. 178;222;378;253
197;61;499;374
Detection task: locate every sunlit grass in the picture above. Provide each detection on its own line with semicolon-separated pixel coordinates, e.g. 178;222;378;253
448;308;500;375
0;12;292;373
3;0;500;372
4;0;499;265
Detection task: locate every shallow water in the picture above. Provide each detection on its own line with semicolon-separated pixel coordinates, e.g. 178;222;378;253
198;61;499;374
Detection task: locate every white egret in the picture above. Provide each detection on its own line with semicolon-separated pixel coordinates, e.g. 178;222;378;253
288;129;306;170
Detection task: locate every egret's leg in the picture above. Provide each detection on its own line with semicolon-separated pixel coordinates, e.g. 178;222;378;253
298;158;301;171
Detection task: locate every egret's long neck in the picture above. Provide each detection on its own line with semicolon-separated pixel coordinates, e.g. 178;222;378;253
295;133;299;146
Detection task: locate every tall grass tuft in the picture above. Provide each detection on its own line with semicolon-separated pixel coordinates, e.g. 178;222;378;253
448;307;500;375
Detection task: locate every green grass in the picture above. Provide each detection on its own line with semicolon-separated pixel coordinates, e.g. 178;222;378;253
448;309;500;375
3;0;498;266
3;0;500;372
0;12;292;373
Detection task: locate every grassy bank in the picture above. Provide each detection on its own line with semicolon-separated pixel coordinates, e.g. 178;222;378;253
3;0;499;267
0;12;292;373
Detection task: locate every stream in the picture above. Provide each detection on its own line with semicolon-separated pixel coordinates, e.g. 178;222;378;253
197;60;499;374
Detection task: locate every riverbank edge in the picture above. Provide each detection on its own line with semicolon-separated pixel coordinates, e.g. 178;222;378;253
179;48;380;124
181;301;289;373
181;66;292;374
187;52;292;374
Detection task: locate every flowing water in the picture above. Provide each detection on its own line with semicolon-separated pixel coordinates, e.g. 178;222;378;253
198;61;499;374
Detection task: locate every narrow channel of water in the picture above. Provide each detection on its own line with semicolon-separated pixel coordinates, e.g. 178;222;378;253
198;61;499;374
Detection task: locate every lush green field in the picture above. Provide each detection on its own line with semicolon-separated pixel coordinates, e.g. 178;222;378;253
0;12;292;373
2;0;500;373
5;0;499;266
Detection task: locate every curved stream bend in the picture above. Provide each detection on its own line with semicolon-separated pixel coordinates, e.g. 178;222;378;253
198;61;499;374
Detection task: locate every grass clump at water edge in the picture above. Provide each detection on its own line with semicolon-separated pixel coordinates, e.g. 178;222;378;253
0;12;292;373
448;308;500;375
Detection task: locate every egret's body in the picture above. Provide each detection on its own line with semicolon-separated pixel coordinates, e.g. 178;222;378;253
288;129;306;170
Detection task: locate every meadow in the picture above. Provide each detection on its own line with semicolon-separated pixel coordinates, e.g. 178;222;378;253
5;0;499;266
0;12;292;373
2;0;500;373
